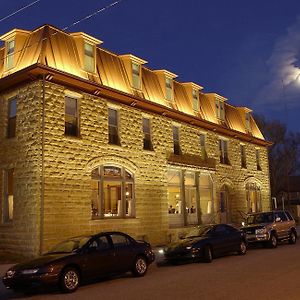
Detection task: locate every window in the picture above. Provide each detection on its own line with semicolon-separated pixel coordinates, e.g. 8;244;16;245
143;117;153;150
245;112;251;131
256;149;262;170
91;165;134;219
166;77;173;101
89;236;111;251
65;96;79;136
240;144;247;168
192;89;199;111
5;39;15;70
215;99;225;120
246;182;261;213
108;108;120;145
7;97;17;138
84;42;95;73
173;126;181;155
3;169;14;223
110;234;131;248
199;134;206;159
219;139;229;164
199;174;213;215
132;62;141;89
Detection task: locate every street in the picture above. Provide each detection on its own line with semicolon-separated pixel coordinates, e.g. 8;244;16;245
1;242;300;300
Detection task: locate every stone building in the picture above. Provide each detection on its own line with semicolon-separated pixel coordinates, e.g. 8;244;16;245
0;25;271;256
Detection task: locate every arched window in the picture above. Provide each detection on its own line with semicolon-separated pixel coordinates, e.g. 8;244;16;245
91;165;135;219
246;182;261;213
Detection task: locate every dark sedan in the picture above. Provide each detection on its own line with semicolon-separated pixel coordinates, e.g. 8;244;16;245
163;224;247;263
3;231;155;293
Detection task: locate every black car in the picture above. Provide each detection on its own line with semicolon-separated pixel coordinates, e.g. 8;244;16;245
163;224;247;263
3;231;155;293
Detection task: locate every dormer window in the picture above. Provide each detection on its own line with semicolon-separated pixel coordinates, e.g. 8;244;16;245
192;89;199;111
132;62;141;89
166;77;173;101
245;112;251;131
5;39;15;70
215;98;225;120
84;42;95;73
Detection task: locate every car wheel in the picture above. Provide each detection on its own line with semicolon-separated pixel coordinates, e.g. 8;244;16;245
289;231;297;244
268;233;277;248
132;256;148;277
203;245;213;263
60;267;80;293
238;240;247;255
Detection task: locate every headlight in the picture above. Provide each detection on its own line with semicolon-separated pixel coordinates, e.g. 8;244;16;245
256;228;267;234
186;246;192;250
158;249;164;254
21;268;39;275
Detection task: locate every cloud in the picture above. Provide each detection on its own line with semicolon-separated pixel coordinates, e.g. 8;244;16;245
256;15;300;108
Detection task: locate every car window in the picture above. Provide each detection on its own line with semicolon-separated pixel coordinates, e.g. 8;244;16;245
276;211;288;222
89;236;111;251
285;211;293;221
213;225;227;234
110;234;131;249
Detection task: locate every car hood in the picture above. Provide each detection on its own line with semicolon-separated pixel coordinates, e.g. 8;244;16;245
241;224;269;230
166;236;206;250
11;253;75;271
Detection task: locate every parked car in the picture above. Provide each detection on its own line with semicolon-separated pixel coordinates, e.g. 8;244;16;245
240;210;297;248
162;224;247;263
2;231;155;293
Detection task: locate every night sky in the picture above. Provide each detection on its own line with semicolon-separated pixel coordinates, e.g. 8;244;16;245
1;0;300;132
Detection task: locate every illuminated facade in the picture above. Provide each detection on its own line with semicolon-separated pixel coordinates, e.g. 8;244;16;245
0;25;271;256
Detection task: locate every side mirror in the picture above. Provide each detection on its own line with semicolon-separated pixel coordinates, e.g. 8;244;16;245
275;217;281;222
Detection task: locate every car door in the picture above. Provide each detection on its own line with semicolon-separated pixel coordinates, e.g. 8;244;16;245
275;211;289;239
109;233;136;272
82;235;115;279
211;225;239;254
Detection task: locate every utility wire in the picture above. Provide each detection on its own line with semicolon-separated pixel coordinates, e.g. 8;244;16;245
0;0;41;23
0;0;124;63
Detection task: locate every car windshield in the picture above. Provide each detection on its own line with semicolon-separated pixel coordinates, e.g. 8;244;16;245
246;213;274;225
48;236;90;254
184;226;214;238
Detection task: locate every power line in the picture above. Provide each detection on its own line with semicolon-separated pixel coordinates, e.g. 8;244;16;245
0;0;125;63
0;0;42;23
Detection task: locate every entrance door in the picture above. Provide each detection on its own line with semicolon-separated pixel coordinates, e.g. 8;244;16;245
186;187;198;225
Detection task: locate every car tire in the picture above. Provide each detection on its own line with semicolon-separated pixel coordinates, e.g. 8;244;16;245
289;231;297;244
268;233;278;248
238;240;247;255
59;267;80;293
203;245;213;263
132;256;148;277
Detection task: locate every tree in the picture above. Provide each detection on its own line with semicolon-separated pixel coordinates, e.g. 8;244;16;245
254;114;300;197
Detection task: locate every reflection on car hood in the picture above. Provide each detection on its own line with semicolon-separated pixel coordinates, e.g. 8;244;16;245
12;253;75;270
166;237;206;250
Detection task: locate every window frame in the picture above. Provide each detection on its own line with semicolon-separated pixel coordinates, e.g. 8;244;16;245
108;108;120;145
215;98;225;121
7;97;17;138
64;96;80;137
5;39;15;70
172;125;181;155
91;165;135;219
132;62;141;90
83;41;95;73
256;149;262;171
240;144;247;169
192;89;199;111
2;169;14;223
199;133;206;159
165;77;173;101
142;117;153;150
219;139;229;165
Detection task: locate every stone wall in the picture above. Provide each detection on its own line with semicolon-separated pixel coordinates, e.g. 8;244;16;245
0;80;271;256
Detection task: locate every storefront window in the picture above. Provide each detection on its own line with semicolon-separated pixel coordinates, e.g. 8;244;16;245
91;165;134;219
199;174;213;215
185;172;198;225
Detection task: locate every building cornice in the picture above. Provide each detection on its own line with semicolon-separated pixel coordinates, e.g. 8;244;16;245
0;63;272;147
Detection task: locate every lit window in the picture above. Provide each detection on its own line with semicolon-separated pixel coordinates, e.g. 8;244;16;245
84;42;95;73
173;126;181;155
256;149;262;171
7;97;17;138
240;144;247;168
5;39;15;70
166;77;173;101
246;182;261;213
199;134;206;159
192;89;199;111
143;117;153;150
91;165;135;219
65;96;79;136
132;62;141;89
215;99;225;120
3;169;14;223
219;139;229;164
108;108;120;145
